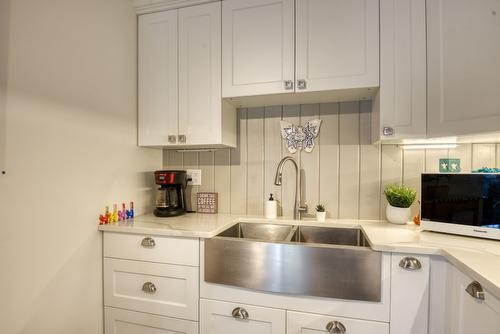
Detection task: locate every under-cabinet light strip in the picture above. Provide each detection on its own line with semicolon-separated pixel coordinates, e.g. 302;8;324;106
399;144;458;150
175;149;218;153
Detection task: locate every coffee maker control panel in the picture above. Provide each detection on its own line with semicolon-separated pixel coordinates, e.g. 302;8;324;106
154;170;186;186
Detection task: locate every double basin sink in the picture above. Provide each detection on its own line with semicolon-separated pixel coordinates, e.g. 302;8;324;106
204;223;382;302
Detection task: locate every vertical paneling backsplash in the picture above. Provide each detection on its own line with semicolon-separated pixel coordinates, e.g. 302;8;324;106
164;101;500;220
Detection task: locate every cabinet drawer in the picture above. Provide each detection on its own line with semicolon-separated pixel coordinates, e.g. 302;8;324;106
104;258;199;321
103;232;199;266
287;310;389;334
200;298;286;334
105;307;198;334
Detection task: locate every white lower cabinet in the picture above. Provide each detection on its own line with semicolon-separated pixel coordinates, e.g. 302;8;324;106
287;311;389;334
104;258;199;321
105;307;198;334
200;299;286;334
448;266;500;334
390;254;430;334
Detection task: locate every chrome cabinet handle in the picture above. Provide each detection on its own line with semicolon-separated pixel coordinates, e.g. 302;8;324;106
141;237;156;248
178;135;186;143
466;281;485;300
382;126;395;136
231;307;249;320
142;282;157;293
284;80;294;90
399;257;422;271
168;135;177;144
297;79;307;90
326;321;346;333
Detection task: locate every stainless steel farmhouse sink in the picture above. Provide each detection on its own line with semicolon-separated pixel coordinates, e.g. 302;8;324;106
204;223;382;302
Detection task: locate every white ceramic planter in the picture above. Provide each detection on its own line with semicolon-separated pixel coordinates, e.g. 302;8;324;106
386;204;410;225
316;211;326;222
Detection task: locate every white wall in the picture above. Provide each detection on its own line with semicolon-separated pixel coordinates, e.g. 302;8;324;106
0;0;162;333
0;0;8;170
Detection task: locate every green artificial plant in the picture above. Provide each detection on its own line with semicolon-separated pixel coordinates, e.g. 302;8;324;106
384;184;417;208
315;204;326;212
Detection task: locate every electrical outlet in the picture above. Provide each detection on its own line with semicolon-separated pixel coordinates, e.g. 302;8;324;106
186;169;202;186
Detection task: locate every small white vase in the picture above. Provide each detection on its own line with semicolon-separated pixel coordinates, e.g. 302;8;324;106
316;211;326;222
386;204;410;225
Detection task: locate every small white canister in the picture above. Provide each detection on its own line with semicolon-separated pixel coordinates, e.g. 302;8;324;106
265;194;278;219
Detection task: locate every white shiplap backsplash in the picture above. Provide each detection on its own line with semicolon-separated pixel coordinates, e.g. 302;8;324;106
163;101;500;219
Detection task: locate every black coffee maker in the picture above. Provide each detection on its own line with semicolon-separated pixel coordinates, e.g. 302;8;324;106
153;170;189;217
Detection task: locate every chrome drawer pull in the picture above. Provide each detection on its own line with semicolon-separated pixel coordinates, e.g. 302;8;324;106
399;257;422;270
466;281;485;300
382;126;395;136
297;79;307;90
284;80;294;90
142;282;157;293
231;307;249;320
141;237;156;248
326;321;346;333
168;135;177;144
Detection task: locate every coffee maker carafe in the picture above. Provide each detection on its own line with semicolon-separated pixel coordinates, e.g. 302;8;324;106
153;170;189;217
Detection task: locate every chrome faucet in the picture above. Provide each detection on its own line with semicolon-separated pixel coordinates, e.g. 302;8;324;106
274;156;307;220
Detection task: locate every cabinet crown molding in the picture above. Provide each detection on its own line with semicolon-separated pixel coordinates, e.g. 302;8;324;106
132;0;219;14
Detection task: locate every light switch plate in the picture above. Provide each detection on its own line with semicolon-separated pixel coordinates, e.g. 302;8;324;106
186;169;202;186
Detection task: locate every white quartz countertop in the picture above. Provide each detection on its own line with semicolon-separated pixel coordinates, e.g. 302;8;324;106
98;213;500;299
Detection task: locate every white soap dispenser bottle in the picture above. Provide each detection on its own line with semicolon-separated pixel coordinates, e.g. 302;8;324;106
265;193;278;219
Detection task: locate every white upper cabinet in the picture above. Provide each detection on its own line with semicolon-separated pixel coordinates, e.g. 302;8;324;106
295;0;379;93
427;0;500;138
138;10;178;146
448;266;500;334
375;0;427;142
178;2;222;145
138;2;236;148
222;0;295;98
222;0;379;99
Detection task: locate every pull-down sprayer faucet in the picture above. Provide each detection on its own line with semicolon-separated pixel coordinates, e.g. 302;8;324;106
274;156;307;220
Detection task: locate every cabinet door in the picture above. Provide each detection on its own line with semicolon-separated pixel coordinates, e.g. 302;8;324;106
105;307;198;334
222;0;295;98
378;0;426;140
390;254;430;334
295;0;379;92
427;0;500;137
449;267;500;334
138;10;178;146
200;299;286;334
179;2;221;145
287;310;389;334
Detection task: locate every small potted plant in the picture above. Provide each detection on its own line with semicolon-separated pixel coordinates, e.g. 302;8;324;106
315;204;326;222
384;184;417;225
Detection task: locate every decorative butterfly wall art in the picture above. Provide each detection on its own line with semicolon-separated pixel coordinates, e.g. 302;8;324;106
280;119;322;154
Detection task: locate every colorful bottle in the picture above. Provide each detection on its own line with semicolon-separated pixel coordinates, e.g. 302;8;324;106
105;206;111;224
130;201;135;218
112;204;118;223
